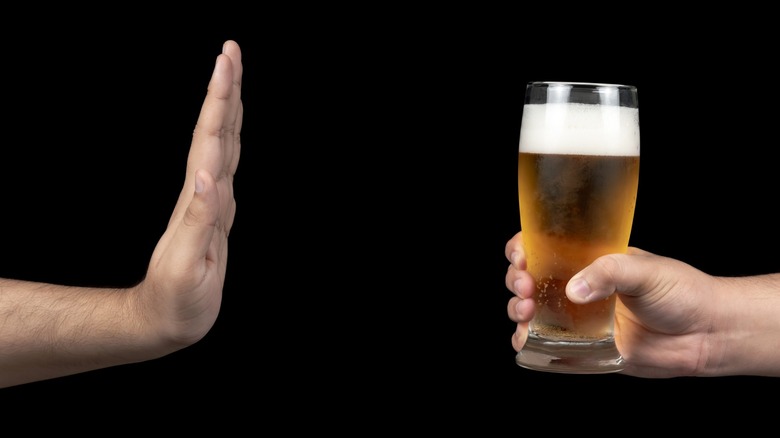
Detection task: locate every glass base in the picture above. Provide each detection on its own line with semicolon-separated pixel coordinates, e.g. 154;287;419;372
515;333;625;374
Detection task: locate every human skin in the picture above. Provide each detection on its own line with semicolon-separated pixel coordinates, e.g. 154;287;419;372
505;231;780;378
0;40;243;388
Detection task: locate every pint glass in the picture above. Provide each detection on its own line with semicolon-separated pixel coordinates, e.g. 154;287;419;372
515;81;639;373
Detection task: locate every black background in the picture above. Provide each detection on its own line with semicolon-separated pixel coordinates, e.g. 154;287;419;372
3;13;780;424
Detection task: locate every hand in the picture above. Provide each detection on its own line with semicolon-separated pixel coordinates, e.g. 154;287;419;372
0;41;243;389
505;230;722;378
131;40;243;352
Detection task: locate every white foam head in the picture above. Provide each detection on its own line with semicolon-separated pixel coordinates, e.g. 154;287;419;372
518;103;640;156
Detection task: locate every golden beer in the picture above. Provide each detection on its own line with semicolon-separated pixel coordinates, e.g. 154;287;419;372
518;152;639;339
515;82;639;373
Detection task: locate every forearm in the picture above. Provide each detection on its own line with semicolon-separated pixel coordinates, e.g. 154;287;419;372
707;274;780;377
0;278;161;388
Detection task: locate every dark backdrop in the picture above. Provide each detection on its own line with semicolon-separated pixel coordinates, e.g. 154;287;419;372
2;15;779;424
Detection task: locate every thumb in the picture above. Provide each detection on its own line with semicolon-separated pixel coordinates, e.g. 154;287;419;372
166;169;219;270
565;248;655;304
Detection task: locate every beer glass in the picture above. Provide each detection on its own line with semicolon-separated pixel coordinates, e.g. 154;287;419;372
515;81;639;374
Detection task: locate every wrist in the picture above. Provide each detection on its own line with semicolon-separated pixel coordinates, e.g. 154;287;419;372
704;275;780;377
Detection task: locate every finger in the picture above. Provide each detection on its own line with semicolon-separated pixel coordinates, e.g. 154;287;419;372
565;248;663;304
164;169;221;275
505;267;535;299
511;322;529;352
503;231;526;269
188;49;237;181
219;40;243;178
228;101;243;176
507;295;535;323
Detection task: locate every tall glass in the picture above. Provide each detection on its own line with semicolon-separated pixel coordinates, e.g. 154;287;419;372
515;81;640;374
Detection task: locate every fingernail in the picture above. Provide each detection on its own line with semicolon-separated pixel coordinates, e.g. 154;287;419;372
195;171;204;193
513;279;524;294
569;278;592;301
510;251;520;267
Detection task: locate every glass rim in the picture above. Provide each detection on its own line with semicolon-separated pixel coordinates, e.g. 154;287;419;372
528;81;636;90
